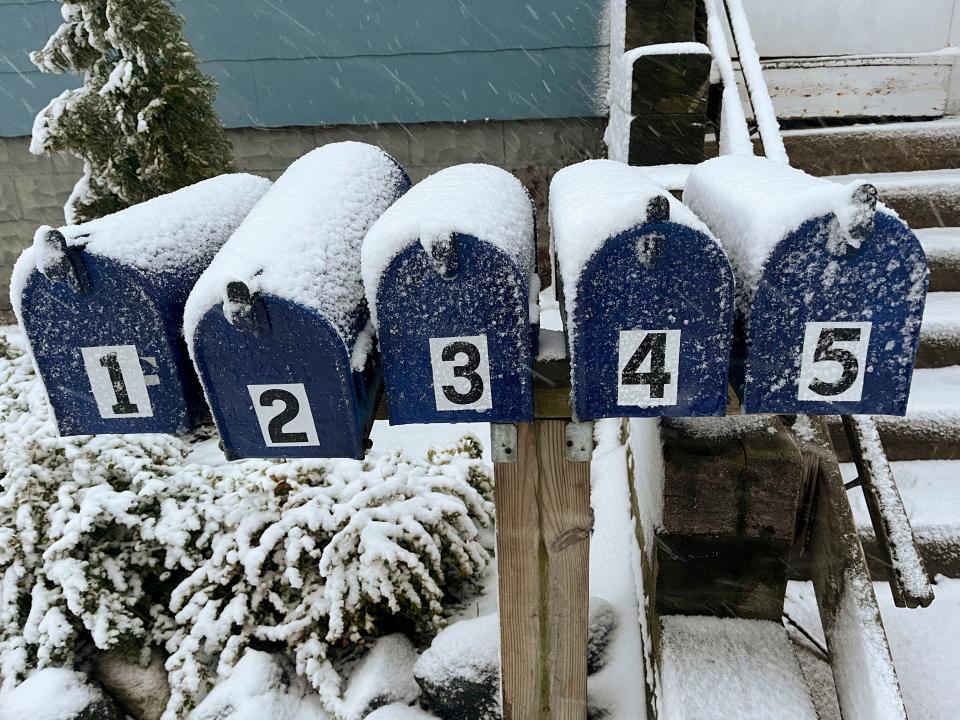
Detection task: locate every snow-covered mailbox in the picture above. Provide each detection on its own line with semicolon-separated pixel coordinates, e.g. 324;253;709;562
362;164;537;425
550;160;734;420
11;174;270;436
185;143;410;459
684;155;928;415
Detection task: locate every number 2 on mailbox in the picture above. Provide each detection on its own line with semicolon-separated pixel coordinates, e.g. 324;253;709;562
248;383;321;447
429;335;493;412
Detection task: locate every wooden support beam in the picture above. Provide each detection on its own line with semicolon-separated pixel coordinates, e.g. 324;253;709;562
794;417;909;720
495;419;591;720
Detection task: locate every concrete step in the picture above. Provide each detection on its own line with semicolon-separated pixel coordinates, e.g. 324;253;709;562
830;366;960;461
843;460;960;579
826;169;960;229
705;119;960;176
781;119;960;176
918;227;960;292
917;292;960;368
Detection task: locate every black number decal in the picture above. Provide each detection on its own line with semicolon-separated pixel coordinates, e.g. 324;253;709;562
622;332;671;398
441;341;485;405
259;389;308;444
99;352;139;414
808;327;862;397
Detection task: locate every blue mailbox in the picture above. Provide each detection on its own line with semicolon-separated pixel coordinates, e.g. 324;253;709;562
11;174;270;436
550;160;734;420
685;155;928;415
362;164;537;425
185;142;410;460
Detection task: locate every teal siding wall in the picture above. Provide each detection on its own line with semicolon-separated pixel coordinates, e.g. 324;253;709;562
0;0;607;136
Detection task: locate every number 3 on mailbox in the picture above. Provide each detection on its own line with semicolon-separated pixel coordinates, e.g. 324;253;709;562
429;335;493;411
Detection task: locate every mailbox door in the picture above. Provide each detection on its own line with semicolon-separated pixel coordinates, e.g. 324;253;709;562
745;212;927;415
19;256;198;435
193;297;374;459
572;221;734;420
377;233;534;425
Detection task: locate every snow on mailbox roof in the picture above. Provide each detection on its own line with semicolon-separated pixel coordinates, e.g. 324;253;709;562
9;173;270;320
46;173;267;275
361;163;535;328
549;159;714;332
184;142;407;347
684;155;885;307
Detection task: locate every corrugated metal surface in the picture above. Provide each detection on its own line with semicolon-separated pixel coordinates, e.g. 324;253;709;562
0;0;606;136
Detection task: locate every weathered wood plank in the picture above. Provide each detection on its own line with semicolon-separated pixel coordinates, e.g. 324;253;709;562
795;417;908;720
495;419;591;720
495;422;544;720
842;415;934;609
537;419;591;720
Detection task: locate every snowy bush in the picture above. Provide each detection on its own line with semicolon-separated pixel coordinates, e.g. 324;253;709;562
29;1;235;222
0;330;495;718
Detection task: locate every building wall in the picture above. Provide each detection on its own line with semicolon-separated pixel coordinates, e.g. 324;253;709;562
0;0;607;137
0;118;605;315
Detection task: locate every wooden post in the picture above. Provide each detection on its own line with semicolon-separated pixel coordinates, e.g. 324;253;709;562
495;417;591;720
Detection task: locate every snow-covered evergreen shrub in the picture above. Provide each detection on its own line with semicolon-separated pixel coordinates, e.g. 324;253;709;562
30;0;234;222
0;329;495;719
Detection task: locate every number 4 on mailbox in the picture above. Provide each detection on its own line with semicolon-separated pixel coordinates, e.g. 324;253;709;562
618;330;681;407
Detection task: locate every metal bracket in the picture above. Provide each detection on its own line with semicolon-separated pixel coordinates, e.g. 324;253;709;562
491;423;518;464
565;420;594;462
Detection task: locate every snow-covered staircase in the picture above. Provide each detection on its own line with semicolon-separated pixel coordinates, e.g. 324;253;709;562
788;123;960;580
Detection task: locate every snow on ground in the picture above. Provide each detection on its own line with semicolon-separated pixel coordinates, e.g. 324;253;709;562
0;668;104;720
659;615;817;720
920;292;960;341
189;650;330;720
587;419;650;720
874;578;960;720
786;579;960;720
369;421;491;463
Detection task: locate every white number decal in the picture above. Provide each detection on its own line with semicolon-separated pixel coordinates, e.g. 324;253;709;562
617;329;681;407
429;335;493;412
248;383;320;446
798;321;872;401
81;345;154;419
